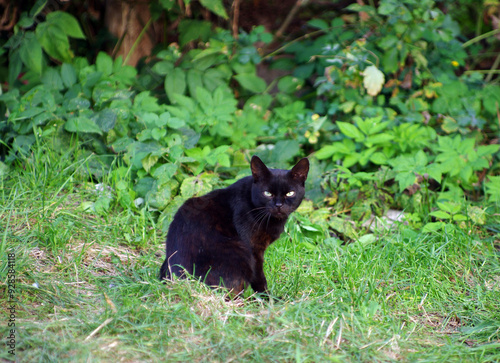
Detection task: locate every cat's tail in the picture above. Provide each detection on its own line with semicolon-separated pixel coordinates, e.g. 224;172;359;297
159;258;170;281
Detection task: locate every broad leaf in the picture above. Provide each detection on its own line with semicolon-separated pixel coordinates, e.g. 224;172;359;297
95;109;117;132
60;63;77;88
19;32;42;75
164;68;186;104
65;117;102;135
142;153;159;173
362;65;385;96
337;122;364;141
199;0;228;19
96;52;113;76
234;73;266;93
46;11;85;39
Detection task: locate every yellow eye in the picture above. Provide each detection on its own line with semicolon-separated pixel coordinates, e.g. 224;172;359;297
263;191;273;197
286;191;295;197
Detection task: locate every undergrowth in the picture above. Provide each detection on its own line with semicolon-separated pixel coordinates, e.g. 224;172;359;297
1;147;499;362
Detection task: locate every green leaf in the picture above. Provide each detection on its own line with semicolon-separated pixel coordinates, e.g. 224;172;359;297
166;117;185;129
95;109;117;132
19;32;42;75
452;214;468;221
357;234;377;246
234;73;267;93
307;18;329;30
94;196;112;215
65;117;102;135
152;163;178;180
316;145;336;160
168;93;195;111
29;0;47;17
203;68;228;91
437;201;461;214
195;86;213;111
164;68;186;104
395;172;417;193
8;49;22;86
187;69;204;97
364;133;393;146
441;116;458;133
415;150;428;167
217;153;231;167
180;174;215;198
477;144;500;157
96;52;113;76
36;22;72;62
422;222;445;233
278;76;303;94
60;63;77;88
337;122;364;141
426;164;443;183
142;153;159;173
0;161;9;179
14;107;44;120
65;97;91;111
369;152;388;165
382;47;399;74
343;154;359;168
271;140;300;163
178;20;212;47
199;0;228;19
159;0;175;10
134;177;155;198
146;184;172;210
152;61;174;76
193;53;219;71
429;210;451;220
41;68;64;90
151;128;166;141
485;176;500;203
46;11;85;39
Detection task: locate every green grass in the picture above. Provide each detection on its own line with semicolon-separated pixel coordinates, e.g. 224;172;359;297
1;147;499;362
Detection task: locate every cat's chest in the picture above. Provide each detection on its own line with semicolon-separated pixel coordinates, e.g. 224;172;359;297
250;225;284;250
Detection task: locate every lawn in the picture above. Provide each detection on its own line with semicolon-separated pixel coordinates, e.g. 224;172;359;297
1;149;499;362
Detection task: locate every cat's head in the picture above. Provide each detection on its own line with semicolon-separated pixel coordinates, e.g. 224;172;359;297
250;156;309;220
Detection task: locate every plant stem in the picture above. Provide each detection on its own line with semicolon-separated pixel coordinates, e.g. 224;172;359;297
232;0;241;40
263;29;326;59
485;53;500;83
124;17;154;66
462;28;500;48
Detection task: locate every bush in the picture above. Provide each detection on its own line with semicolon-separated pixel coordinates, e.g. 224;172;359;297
0;0;499;238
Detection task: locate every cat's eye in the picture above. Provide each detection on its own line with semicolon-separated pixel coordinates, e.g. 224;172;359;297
263;191;273;197
286;191;295;197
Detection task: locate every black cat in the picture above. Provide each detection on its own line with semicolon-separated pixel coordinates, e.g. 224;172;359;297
159;156;309;295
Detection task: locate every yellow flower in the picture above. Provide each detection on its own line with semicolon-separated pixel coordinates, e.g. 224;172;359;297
311;114;320;121
451;61;459;67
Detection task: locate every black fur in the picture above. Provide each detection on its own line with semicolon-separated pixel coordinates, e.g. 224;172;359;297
159;156;309;295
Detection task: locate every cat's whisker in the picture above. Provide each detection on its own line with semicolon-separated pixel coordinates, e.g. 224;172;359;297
246;206;267;216
255;209;271;232
252;209;269;232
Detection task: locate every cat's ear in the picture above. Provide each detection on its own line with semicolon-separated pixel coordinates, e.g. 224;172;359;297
251;156;271;182
290;158;309;183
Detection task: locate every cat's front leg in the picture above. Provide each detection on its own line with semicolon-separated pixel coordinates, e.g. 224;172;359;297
250;252;268;294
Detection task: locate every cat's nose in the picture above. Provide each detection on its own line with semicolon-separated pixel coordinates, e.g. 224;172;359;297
275;201;283;208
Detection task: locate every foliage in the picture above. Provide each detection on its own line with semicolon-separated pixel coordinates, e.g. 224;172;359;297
1;1;499;359
0;0;499;240
0;155;499;360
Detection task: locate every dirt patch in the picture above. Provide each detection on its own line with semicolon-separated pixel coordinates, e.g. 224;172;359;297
69;241;140;276
409;312;462;334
